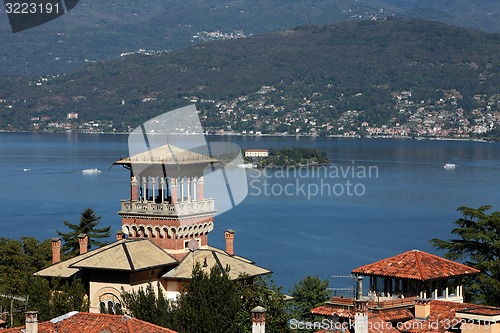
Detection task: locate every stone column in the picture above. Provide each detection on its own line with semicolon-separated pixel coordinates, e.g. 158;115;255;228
160;178;165;203
131;176;139;201
170;178;178;204
151;177;156;203
197;176;204;200
142;177;147;202
193;177;198;201
187;177;192;201
180;177;185;202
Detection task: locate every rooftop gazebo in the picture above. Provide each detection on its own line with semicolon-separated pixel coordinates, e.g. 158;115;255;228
351;249;480;302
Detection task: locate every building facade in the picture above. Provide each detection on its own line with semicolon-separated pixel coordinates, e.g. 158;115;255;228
35;144;270;313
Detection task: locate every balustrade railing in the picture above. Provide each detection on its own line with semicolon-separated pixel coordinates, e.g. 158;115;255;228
120;199;215;216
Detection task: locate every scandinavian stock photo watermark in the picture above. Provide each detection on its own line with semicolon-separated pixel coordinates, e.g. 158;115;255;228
289;317;496;331
248;162;379;200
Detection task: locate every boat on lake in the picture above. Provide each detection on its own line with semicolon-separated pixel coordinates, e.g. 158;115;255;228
443;163;456;169
82;168;102;174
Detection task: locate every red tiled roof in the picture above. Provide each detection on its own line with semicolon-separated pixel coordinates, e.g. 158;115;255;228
2;312;178;333
374;308;414;322
313;314;403;333
311;305;352;318
311;304;413;322
400;300;482;333
456;306;500;316
313;298;500;333
368;314;402;333
352;250;480;281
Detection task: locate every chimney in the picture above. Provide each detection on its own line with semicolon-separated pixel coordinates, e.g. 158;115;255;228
414;298;431;320
225;230;235;255
78;233;88;255
356;276;363;300
354;300;368;333
51;238;61;264
116;230;125;241
251;306;266;333
25;311;38;333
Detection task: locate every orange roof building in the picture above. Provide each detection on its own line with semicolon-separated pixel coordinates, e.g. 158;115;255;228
352;250;480;301
3;311;178;333
310;250;497;333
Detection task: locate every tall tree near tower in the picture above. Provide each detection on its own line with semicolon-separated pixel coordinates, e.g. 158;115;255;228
57;207;111;256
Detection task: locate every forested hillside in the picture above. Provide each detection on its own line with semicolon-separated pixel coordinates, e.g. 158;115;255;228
0;19;498;137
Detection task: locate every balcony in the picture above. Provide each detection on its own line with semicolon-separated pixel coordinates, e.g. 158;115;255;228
119;199;216;217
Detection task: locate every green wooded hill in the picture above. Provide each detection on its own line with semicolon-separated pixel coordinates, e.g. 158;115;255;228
1;0;499;76
0;18;499;133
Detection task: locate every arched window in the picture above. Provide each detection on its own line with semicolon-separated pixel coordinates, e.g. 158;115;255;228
98;292;122;314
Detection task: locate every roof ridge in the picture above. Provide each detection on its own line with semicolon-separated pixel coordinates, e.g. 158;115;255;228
413;250;425;280
212;251;226;273
417;250;480;270
122;242;135;271
126;315;134;333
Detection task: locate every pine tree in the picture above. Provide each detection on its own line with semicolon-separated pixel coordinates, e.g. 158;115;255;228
290;276;331;333
432;205;500;305
174;264;243;333
57;207;111;256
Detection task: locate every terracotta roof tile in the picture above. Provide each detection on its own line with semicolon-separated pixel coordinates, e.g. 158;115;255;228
311;303;413;322
368;314;403;333
2;312;178;333
400;300;482;333
352;250;480;281
311;305;352;318
458;307;500;316
313;314;404;333
374;309;414;322
313;298;500;333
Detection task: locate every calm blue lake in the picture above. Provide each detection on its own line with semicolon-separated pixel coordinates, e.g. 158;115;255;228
0;132;499;292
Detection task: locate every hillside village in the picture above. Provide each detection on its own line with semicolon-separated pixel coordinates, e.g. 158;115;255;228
6;84;498;139
194;86;499;139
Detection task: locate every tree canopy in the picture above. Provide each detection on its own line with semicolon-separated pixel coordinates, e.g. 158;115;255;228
432;205;500;305
0;237;87;327
56;207;111;256
122;265;292;332
290;275;331;331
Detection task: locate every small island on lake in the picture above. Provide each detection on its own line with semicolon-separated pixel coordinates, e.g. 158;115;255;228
243;148;329;168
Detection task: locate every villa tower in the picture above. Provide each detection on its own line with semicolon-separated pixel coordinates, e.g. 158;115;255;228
114;144;219;258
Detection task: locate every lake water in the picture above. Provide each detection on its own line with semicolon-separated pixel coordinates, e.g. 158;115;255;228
0;132;499;292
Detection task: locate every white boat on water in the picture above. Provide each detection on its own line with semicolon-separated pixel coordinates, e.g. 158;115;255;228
443;163;456;169
82;168;102;174
237;163;254;169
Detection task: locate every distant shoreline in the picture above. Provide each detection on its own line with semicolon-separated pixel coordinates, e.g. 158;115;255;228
0;130;496;143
